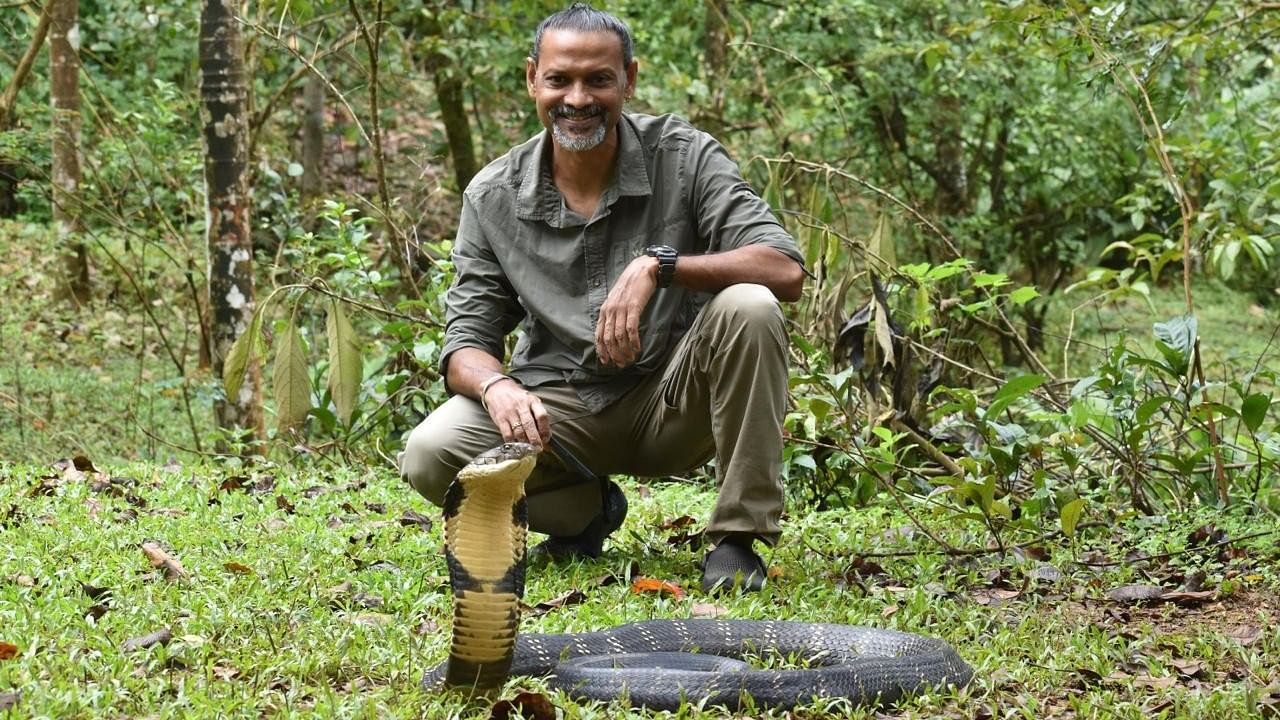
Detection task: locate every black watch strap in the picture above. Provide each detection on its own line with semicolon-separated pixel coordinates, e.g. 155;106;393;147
646;245;678;289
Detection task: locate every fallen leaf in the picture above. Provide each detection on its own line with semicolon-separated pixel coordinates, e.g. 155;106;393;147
631;576;685;599
79;582;112;601
72;455;96;472
881;603;899;618
1226;624;1263;646
5;575;34;587
973;588;1022;606
141;542;187;580
1107;584;1165;603
253;476;276;493
489;691;557;720
352;592;384;609
212;665;239;681
217;476;249;493
223;562;254;575
1160;589;1217;606
1132;674;1178;690
85;604;110;621
275;495;296;514
262;518;288;531
122;628;172;652
691;602;729;618
1170;659;1207;678
1030;564;1064;583
660;515;697;530
398;510;433;532
414;617;439;635
364;502;386;514
0;642;18;660
347;613;393;626
0;692;19;711
525;589;587;617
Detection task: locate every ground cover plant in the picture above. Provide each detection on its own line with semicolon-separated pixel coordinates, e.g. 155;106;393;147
3;0;1280;717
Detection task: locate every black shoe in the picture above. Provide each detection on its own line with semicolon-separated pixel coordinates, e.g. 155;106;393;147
700;536;767;594
530;479;627;560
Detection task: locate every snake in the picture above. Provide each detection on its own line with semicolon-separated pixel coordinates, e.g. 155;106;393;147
423;442;974;711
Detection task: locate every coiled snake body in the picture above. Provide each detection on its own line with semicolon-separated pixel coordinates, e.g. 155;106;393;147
425;443;973;711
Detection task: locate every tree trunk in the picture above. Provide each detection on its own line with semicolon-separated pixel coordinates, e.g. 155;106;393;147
50;0;89;304
700;0;730;137
201;0;262;444
421;9;476;192
300;72;324;202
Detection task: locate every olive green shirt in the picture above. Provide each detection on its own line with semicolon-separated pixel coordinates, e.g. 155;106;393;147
441;112;803;412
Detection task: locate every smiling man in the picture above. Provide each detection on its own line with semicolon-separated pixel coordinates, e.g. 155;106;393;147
400;3;805;593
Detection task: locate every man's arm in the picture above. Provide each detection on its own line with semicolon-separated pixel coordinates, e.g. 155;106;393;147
442;194;551;449
446;347;551;450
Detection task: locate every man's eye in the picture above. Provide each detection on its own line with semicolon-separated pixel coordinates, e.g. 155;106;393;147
545;76;566;86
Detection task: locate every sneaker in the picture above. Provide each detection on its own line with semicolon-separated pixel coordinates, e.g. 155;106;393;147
700;536;766;593
530;479;627;560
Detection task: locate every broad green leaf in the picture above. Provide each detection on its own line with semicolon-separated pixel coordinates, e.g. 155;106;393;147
1060;498;1085;538
1241;393;1271;433
985;374;1045;420
1008;286;1039;306
223;310;263;402
273;322;311;433
1153;314;1197;362
326;300;363;426
973;272;1010;288
1135;395;1173;426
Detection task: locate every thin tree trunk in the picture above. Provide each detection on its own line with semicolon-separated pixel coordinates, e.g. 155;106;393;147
50;0;89;305
0;2;55;217
300;72;324;202
201;0;262;444
421;9;477;192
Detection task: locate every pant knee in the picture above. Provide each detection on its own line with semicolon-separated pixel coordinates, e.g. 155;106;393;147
399;423;459;507
708;283;785;336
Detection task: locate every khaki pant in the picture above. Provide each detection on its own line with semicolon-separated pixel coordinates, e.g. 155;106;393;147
399;283;788;545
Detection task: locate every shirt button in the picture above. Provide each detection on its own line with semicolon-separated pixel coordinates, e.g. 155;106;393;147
592;279;602;288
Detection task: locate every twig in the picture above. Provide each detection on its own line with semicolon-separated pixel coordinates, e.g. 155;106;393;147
1074;529;1279;567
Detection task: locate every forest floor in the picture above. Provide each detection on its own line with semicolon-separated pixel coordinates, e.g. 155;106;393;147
1;460;1278;718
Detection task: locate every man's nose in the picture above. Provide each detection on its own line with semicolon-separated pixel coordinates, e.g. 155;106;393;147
564;82;591;107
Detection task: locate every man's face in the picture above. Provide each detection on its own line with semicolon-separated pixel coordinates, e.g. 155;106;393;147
526;29;637;153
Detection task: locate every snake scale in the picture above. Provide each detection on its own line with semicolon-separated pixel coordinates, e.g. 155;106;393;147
423;442;974;711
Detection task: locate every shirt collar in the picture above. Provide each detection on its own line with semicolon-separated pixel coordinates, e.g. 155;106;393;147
515;114;652;223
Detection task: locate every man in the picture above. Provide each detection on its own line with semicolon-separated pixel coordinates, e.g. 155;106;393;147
400;3;804;593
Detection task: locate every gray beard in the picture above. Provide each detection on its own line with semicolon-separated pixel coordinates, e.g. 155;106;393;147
549;112;608;152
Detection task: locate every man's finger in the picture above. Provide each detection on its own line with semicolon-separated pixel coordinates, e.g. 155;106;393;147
531;399;552;442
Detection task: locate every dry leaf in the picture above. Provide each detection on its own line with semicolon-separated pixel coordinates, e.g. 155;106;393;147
5;575;34;588
881;603;900;618
973;588;1022;606
398;509;433;532
631;576;685;598
347;613;393;626
691;602;729;618
275;495;296;514
526;589;587;617
122;628;172;652
0;692;19;711
141;542;187;580
489;691;557;720
1107;584;1165;603
0;642;18;660
1171;659;1207;678
1226;625;1263;646
223;562;254;575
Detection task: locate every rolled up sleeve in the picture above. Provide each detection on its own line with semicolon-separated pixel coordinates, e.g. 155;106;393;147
688;134;804;266
439;195;525;386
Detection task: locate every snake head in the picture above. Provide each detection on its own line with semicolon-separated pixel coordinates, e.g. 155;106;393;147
472;442;539;465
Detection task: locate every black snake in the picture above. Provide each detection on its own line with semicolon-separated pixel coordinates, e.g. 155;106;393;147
423;443;973;711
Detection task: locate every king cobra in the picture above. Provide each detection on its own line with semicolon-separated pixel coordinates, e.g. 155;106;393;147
424;442;974;711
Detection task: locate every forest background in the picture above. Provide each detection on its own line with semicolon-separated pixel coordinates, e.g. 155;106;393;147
1;1;1279;718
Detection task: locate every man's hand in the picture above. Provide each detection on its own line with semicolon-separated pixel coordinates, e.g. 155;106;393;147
596;255;658;368
483;379;552;450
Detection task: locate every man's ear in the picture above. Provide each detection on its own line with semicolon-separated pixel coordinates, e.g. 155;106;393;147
526;57;537;97
625;59;638;100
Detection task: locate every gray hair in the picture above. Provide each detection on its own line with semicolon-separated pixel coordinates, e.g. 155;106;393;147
530;3;634;67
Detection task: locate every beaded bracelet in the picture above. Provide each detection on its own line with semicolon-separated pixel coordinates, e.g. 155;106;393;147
478;374;515;411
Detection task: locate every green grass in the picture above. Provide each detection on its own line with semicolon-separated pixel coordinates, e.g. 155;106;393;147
2;460;1277;719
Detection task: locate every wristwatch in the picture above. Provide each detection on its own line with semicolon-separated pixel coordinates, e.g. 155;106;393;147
645;245;678;289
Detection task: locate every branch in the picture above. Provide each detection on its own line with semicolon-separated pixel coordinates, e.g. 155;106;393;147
0;0;54;129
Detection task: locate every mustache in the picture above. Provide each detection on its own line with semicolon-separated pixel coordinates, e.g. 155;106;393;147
549;104;604;120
